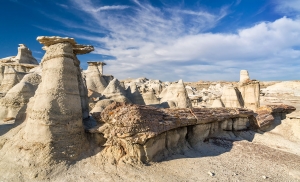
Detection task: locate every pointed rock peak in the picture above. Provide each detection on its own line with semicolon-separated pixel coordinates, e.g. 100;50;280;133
11;44;38;65
178;79;184;84
103;78;125;95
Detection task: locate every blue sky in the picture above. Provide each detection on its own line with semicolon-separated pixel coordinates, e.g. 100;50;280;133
0;0;300;81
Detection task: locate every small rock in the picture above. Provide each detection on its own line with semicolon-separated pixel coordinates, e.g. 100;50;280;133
262;175;268;179
208;171;215;176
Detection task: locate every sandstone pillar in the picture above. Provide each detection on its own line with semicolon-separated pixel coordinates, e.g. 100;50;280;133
97;62;106;75
85;61;108;93
24;36;94;160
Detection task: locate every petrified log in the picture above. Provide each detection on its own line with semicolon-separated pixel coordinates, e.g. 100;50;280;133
89;102;255;163
255;104;296;130
94;102;254;145
90;103;296;163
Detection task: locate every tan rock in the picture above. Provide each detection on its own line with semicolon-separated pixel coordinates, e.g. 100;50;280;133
221;86;243;108
85;61;108;93
0;72;41;121
160;79;192;108
211;98;224;107
11;44;38;64
23;36;92;160
142;89;159;105
102;78;131;103
93;102;255;163
239;81;260;111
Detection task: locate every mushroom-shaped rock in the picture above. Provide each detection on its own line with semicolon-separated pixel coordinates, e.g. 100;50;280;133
23;36;93;161
36;36;94;54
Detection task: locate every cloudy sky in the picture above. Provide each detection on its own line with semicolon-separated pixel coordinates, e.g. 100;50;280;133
0;0;300;81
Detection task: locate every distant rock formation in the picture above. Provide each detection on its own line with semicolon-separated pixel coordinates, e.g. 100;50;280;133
159;79;192;108
12;44;38;64
0;72;41;121
0;44;38;95
238;70;260;111
84;61;108;93
220;85;243;108
239;70;250;83
102;78;131;103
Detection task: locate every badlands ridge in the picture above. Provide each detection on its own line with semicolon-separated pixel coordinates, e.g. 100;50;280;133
0;36;299;181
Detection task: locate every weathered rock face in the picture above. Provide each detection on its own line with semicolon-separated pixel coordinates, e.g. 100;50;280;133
12;44;38;64
90;102;255;163
255;105;296;131
239;81;260;111
142;89;160;105
84;61;108;94
0;72;41;121
102;78;131;103
0;44;39;94
23;36;93;160
221;85;243;108
160;79;192;108
211;98;224;107
126;82;146;105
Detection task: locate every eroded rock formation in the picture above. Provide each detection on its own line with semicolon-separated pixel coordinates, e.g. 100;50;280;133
159;79;192;108
0;36;94;179
90;102;255;163
0;44;38;95
85;61;108;93
22;36;93;160
0;72;41;121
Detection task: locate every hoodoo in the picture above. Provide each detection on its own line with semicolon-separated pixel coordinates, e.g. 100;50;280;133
23;36;94;160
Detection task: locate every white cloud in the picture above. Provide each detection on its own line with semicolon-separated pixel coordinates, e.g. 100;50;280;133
42;0;300;81
93;5;129;12
275;0;300;15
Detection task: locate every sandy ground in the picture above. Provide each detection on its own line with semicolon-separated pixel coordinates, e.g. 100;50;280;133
52;131;300;182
